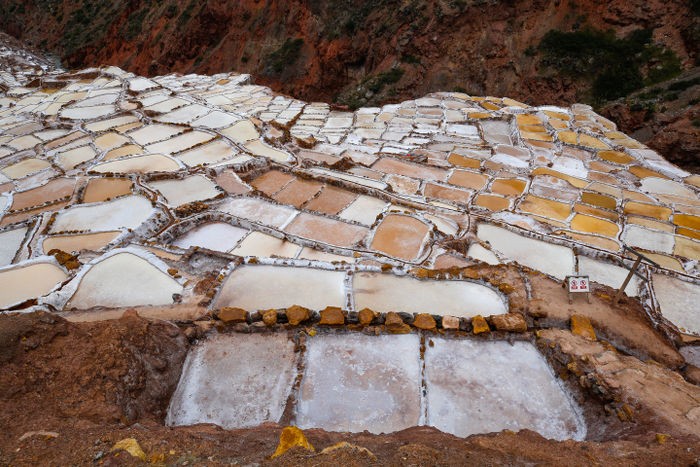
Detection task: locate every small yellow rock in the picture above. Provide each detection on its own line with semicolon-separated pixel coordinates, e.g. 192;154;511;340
571;314;596;341
111;438;146;461
471;315;490;334
271;426;315;459
655;433;670;444
320;441;376;460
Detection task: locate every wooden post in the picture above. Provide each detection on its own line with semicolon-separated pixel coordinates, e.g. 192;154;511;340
614;256;642;304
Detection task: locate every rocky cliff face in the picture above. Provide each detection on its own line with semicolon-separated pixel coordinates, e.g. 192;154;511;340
1;0;697;107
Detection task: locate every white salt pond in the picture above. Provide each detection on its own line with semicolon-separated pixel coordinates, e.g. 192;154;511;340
653;274;700;335
172;222;249;252
353;272;507;316
166;333;297;429
50;195;155;232
477;223;575;280
215;265;346;311
148;175;220;207
425;338;585;440
0;261;68;309
230;231;302;258
67;252;183;309
0;227;27;266
295;333;421;434
91;154;181;174
218;197;298;228
577;256;641;297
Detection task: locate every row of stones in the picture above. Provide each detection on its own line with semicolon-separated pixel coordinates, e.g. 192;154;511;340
214;305;528;335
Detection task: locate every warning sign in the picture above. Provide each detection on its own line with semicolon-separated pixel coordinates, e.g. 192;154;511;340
567;276;590;293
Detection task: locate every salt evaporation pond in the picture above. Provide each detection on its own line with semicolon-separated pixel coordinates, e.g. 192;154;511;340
295;333;422;434
215;265;346;311
166;332;587;440
353;272;507;316
166;333;297;429
477;223;575;280
424;338;586;440
172;222;248;252
0;262;68;308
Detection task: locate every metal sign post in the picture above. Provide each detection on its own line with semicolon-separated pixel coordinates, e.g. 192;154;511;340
614;245;659;305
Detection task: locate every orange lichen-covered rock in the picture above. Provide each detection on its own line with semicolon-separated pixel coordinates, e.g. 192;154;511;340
471;315;490;334
358;308;378;325
413;313;437;330
491;313;527;332
217;307;247;323
271;426;315;459
571;314;596;341
286;305;310;325
262;309;278;326
385;312;411;334
319;306;345;325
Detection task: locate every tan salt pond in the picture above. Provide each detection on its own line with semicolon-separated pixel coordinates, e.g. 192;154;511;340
103;144;144;160
67;252;183;309
353;272;507;316
230;231;302;258
59;105;116;120
177;140;238;167
145;131;214;155
243;140;294;163
219;120;260;143
1;158;51;179
11;177;76;211
148;175;220;207
215;265;346;310
370;214;430;261
128;124;184;145
82;178;132;203
42;231;121;254
285;212;369;248
55;145;98;170
92;154;181;174
0;262;68;309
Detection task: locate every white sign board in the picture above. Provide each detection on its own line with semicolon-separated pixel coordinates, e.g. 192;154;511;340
567;275;590;293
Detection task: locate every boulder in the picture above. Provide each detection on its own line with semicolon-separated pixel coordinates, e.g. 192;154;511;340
286;305;310;325
217;307;247;323
471;315;490;334
271;426;315;459
358;308;378;325
385;312;411;334
262;309;277;326
491;313;527;332
413;313;436;330
441;315;460;330
319;306;345;325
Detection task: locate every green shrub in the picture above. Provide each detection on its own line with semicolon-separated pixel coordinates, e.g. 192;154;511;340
263;38;304;76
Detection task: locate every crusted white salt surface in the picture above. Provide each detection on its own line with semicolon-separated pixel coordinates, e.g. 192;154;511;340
0;261;68;309
424;338;586;440
353;272;507;316
295;333;421;434
577;256;641;297
148;175;220;207
467;243;500;265
0;226;27;266
91;154;181;173
477;223;575;280
215;265;346;311
50;195;155;232
640;177;696;199
218;197;298;228
167;333;297;429
621;225;675;254
230;231;301;258
66;251;183;309
338;195;389;226
653;274;700;335
172;222;248;252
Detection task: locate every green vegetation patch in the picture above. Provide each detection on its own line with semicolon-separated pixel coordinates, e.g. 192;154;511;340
263;38;304;76
538;27;682;104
